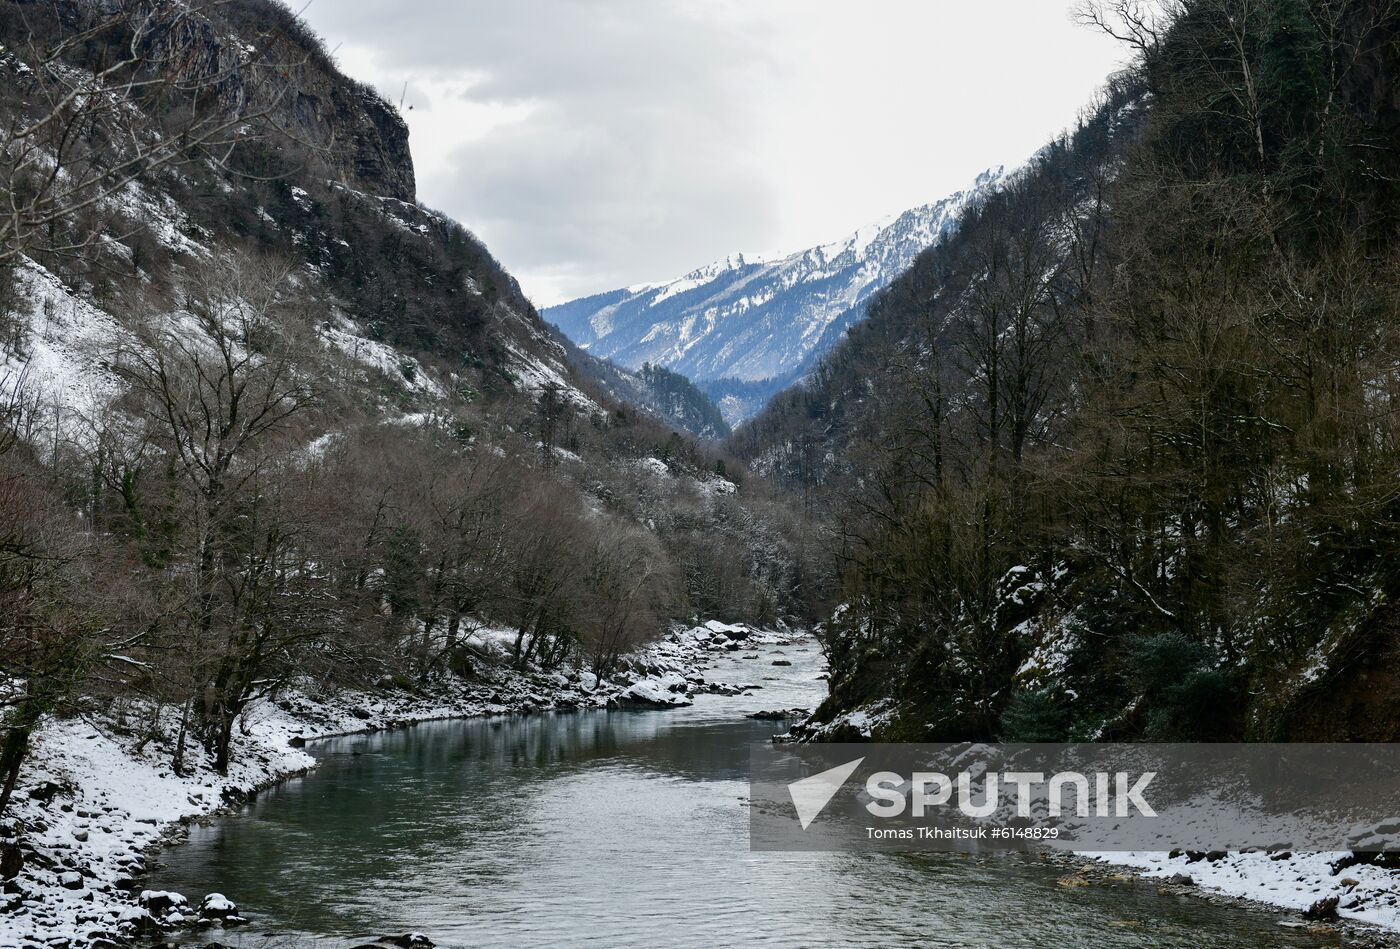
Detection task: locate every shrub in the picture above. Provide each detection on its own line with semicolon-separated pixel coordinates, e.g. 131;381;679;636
1123;633;1235;740
999;689;1071;742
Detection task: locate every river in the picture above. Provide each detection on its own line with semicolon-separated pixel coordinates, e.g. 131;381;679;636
147;639;1345;947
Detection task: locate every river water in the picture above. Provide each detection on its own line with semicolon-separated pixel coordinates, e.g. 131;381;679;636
149;640;1344;948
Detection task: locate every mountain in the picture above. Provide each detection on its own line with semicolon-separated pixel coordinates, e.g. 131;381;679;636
0;0;821;875
544;168;1004;424
733;0;1400;746
0;0;764;456
558;338;730;440
0;0;820;613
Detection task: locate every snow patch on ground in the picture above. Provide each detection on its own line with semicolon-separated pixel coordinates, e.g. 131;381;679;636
320;318;445;399
1089;849;1400;933
1;259;129;449
501;340;597;412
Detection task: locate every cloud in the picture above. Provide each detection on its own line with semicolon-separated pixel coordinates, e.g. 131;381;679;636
306;0;784;303
302;1;1125;305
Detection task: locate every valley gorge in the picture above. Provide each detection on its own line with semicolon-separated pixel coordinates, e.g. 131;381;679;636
2;1;1399;947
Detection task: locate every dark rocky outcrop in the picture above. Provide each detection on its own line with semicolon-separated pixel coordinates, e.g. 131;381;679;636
1268;599;1400;741
1303;895;1340;922
0;840;22;880
154;0;417;203
747;708;809;720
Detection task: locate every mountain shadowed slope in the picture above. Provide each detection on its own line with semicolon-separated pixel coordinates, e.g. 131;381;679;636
732;0;1400;747
558;337;731;440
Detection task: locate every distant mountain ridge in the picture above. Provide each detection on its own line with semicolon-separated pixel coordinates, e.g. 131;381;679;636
545;167;1005;423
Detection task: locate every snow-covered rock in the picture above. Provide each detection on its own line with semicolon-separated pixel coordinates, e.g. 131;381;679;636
614;673;693;708
200;891;238;918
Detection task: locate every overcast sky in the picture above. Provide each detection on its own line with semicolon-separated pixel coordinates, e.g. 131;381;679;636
301;2;1127;307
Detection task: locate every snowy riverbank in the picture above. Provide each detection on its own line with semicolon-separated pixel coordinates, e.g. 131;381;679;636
794;701;1400;940
9;620;1395;948
0;620;790;948
1084;849;1400;937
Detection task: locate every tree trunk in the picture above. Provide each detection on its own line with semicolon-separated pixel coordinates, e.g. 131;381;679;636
0;719;34;818
172;697;192;777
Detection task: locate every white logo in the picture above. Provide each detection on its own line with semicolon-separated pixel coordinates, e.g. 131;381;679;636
787;757;865;829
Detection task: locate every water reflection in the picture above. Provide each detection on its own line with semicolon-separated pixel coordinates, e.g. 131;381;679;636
150;649;1345;949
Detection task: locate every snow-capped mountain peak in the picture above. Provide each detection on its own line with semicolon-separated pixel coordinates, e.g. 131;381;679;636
545;167;1005;424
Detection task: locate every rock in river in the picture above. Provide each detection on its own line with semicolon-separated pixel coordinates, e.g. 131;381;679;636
200;892;238;919
611;675;694;709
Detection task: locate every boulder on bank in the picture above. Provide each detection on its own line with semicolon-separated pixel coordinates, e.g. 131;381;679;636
138;889;187;915
704;620;751;640
1303;896;1340;921
747;708;810;720
386;934;434;949
117;906;162;937
612;674;693;708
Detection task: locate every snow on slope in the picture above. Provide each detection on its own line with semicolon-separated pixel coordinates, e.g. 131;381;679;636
0;257;460;446
545;168;1005;423
2;252;593;456
0;260;127;448
0;169;598;457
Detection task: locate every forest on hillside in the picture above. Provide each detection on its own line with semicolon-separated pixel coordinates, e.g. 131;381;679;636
0;0;820;811
7;0;1400;828
734;0;1400;744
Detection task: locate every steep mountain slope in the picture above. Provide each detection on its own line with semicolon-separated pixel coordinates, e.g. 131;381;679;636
560;338;730;439
0;0;821;878
734;0;1400;749
545;168;1004;423
0;0;782;450
0;0;589;425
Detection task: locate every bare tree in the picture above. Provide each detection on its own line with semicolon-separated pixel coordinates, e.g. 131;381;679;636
0;373;110;814
110;255;318;772
577;523;676;681
486;478;587;669
1074;0;1182;53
